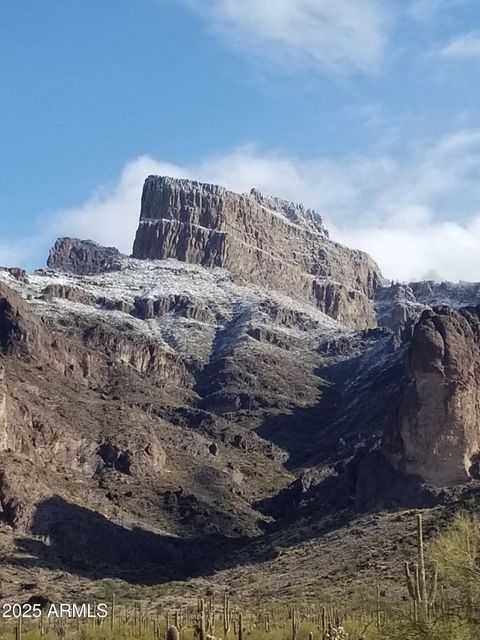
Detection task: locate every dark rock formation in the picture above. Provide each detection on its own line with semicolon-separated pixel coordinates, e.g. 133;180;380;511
384;306;480;486
0;267;29;283
132;176;383;329
0;282;49;358
47;238;124;275
98;430;166;477
41;284;96;305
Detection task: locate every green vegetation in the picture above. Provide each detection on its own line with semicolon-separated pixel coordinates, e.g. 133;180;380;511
2;512;480;639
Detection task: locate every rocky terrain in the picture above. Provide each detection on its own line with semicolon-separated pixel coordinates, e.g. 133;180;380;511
1;175;480;605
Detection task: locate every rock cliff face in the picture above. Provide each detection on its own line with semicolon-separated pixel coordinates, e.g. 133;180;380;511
132;177;383;329
0;282;50;359
384;306;480;486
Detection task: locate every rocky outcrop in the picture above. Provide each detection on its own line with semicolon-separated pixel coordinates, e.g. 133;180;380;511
41;284;97;305
0;282;50;359
375;280;480;342
0;267;29;283
375;283;425;342
0;458;51;530
384;306;480;486
81;322;191;386
132;294;216;323
98;429;166;478
47;238;124;275
132;176;383;329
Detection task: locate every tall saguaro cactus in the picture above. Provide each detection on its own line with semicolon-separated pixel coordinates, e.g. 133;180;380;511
404;513;438;620
238;612;244;640
198;598;207;640
223;593;232;639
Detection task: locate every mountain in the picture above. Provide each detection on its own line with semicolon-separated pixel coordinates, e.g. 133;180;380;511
1;176;480;604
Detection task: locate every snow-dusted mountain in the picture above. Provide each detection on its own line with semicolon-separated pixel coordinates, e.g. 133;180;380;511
1;176;480;602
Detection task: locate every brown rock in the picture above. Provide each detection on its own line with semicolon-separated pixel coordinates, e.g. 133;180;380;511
98;430;166;478
47;238;124;275
384;306;480;486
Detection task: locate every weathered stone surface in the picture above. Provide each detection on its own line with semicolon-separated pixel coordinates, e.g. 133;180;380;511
41;284;96;305
0;461;51;530
0;267;29;284
47;238;124;275
132;176;383;328
384;306;480;486
375;280;480;343
0;282;49;359
98;429;166;478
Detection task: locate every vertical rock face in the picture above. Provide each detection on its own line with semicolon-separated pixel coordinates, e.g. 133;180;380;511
384;306;480;486
0;282;44;358
0;366;7;448
132;176;384;329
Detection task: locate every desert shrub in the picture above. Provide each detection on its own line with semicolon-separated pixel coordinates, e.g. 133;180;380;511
429;513;480;607
374;616;479;640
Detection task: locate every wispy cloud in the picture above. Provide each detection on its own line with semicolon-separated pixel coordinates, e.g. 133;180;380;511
439;32;480;60
182;0;390;74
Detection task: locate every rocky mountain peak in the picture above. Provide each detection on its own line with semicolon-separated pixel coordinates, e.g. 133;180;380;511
47;237;124;275
133;175;383;329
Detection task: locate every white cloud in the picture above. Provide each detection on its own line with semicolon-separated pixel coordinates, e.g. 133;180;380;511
439;32;480;59
182;0;390;74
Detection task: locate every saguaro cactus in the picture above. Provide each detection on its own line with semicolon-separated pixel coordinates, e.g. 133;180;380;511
199;599;207;640
404;513;438;619
291;608;300;640
238;612;244;640
167;626;180;640
223;593;232;639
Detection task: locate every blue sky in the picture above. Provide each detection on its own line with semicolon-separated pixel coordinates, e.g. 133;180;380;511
2;0;480;280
